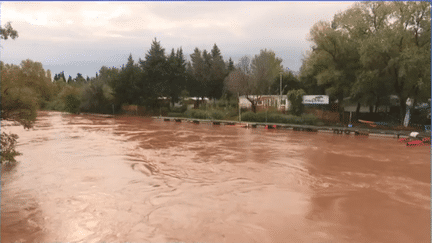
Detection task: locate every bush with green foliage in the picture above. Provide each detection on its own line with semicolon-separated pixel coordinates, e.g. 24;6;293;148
64;93;81;114
58;86;81;114
80;80;114;114
1;58;53;163
45;98;65;111
158;107;167;115
209;110;225;120
1;87;39;128
198;104;208;111
241;110;317;125
300;113;318;125
170;104;188;113
167;112;187;118
241;111;258;122
46;83;82;114
226;107;240;118
1;132;22;164
185;109;209;119
216;96;238;109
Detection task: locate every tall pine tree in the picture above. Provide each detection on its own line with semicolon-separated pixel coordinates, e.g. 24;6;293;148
140;38;168;108
209;43;226;100
111;54;140;106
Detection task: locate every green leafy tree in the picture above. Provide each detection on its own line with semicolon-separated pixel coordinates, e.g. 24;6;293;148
388;1;431;120
302;1;431;124
1;60;53;165
99;66;120;86
226;57;235;73
224;57;257;112
1;132;21;164
80;66;117;113
54;71;66;82
354;2;431;120
0;22;18;40
188;48;207;102
225;50;283;113
112;54;140;106
202;50;212;99
18;59;54;107
237;55;252;74
208;43;227;100
287;89;306;116
61;85;81;114
1;60;53;127
1;62;39;128
48;77;68;111
250;49;283;96
185;61;199;100
221;57;236;100
73;73;86;86
298;50;327;96
80;78;114;114
307;20;360;119
166;47;187;106
0;25;55;164
270;71;302;95
335;2;394;117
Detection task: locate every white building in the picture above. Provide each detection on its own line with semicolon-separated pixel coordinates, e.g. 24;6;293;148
239;95;290;112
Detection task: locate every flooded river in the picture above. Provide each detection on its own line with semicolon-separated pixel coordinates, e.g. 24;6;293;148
2;111;430;243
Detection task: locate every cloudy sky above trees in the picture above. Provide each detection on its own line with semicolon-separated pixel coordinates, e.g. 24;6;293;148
1;1;354;79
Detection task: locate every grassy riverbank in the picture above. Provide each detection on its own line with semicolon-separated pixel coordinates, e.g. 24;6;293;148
167;107;323;126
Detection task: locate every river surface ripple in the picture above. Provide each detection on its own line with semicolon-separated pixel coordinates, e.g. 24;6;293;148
1;111;430;243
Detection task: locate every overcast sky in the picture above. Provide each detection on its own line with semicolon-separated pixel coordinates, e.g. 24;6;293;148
1;1;355;80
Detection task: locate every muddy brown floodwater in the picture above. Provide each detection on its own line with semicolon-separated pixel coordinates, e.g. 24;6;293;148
1;111;430;243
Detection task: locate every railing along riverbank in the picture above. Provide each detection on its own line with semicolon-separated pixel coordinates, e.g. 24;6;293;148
152;116;431;140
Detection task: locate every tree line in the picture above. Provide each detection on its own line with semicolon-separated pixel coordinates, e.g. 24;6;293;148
299;1;431;122
45;38;298;115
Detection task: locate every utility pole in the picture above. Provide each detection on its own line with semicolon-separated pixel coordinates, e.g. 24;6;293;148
280;71;282;110
238;92;241;121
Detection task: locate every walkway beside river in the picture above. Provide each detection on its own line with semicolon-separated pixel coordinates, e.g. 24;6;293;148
152;116;431;139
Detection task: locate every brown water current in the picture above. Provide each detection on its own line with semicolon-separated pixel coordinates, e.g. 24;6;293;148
1;111;430;243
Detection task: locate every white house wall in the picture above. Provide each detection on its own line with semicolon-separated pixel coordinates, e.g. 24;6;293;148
239;95;290;111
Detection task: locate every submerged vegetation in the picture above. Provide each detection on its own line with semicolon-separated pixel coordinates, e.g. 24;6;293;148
1;132;21;165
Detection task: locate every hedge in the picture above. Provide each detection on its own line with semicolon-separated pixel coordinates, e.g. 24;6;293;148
241;111;317;125
167;112;187;118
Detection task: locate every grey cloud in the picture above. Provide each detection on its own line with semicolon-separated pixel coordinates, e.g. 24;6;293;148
145;2;243;21
1;1;355;79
